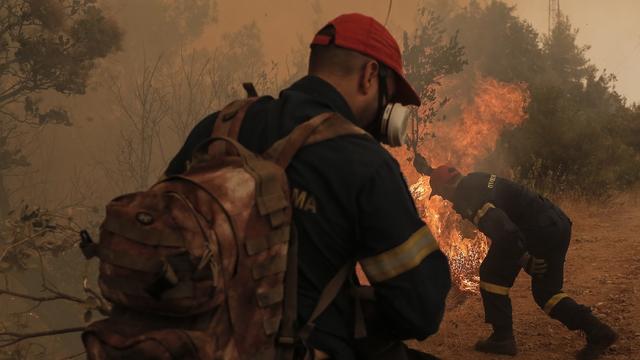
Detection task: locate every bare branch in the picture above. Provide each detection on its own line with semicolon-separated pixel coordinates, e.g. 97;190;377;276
0;288;83;304
57;351;87;360
83;278;111;316
0;229;49;263
42;284;85;304
0;326;85;349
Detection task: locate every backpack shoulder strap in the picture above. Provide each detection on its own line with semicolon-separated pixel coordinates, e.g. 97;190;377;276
264;113;371;168
212;81;259;139
296;261;355;342
212;97;258;139
209;97;259;158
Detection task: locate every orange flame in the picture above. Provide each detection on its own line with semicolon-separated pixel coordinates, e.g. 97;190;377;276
421;78;530;173
390;76;530;292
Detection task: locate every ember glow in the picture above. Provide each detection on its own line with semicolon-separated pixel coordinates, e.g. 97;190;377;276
391;76;530;292
409;177;489;291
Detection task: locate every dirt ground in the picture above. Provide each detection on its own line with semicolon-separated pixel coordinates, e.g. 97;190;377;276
411;193;640;359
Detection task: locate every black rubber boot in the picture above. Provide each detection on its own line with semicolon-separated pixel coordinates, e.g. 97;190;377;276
576;320;618;360
474;329;517;356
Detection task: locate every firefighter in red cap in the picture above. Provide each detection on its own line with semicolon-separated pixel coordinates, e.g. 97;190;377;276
425;163;617;360
166;14;451;359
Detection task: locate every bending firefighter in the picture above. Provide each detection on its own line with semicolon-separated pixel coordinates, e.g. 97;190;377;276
425;163;617;360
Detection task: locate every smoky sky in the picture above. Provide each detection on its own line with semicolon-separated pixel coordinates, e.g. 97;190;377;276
507;0;640;104
202;0;640;104
12;0;640;207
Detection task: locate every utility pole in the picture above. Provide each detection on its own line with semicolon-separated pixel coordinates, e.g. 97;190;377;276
549;0;561;33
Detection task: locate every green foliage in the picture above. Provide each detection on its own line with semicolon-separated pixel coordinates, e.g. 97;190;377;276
1;0;122;107
447;0;542;84
541;16;591;85
402;6;466;154
403;8;467;95
502;15;640;197
443;1;640;197
609;104;640;153
0;0;121;170
0;0;122;217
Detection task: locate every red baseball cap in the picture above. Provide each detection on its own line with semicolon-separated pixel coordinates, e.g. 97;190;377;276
311;13;421;106
429;165;462;198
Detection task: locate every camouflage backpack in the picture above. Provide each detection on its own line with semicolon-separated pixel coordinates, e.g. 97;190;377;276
79;97;368;360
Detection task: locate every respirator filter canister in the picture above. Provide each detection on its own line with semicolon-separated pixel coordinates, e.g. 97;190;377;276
380;103;410;147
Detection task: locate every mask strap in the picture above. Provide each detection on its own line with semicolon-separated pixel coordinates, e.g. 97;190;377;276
365;63;390;142
378;64;389;117
377;64;392;143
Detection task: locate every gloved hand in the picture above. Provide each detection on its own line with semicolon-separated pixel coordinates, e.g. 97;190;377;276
413;153;432;175
519;252;547;276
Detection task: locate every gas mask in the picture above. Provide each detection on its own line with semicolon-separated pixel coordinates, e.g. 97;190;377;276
372;64;411;147
380;102;410;147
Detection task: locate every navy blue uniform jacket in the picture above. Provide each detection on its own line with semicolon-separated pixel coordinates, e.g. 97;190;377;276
165;76;451;359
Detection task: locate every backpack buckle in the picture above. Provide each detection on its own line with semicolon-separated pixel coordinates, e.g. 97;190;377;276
277;336;296;345
79;230;98;259
242;82;258;98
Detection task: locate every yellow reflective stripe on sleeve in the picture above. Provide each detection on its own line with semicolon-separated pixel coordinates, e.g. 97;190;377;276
479;281;510;295
473;202;496;225
360;226;439;283
543;292;569;314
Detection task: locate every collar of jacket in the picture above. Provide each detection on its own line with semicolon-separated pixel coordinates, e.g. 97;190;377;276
284;75;358;124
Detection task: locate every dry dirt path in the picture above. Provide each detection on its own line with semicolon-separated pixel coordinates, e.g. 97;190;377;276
412;194;640;359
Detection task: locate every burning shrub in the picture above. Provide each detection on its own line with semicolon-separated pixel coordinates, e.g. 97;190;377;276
388;76;530;292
